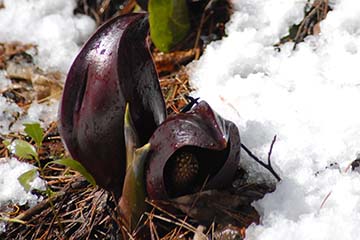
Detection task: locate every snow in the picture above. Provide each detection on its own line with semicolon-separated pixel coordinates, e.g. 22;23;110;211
8;100;60;132
190;0;360;239
0;157;46;233
0;157;45;206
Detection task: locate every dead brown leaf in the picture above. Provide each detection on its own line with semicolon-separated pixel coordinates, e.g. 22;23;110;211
1;42;63;103
0;42;36;69
153;49;196;74
5;62;63;102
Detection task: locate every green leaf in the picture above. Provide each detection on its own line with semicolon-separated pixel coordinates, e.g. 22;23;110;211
47;158;96;186
23;122;44;148
149;0;190;52
2;139;10;147
18;168;38;192
7;139;38;160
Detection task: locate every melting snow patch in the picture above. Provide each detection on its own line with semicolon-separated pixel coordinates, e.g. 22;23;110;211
10;100;60;133
0;89;59;135
0;157;45;206
0;157;45;233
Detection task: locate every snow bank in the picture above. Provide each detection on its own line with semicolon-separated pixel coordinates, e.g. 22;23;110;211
190;0;360;239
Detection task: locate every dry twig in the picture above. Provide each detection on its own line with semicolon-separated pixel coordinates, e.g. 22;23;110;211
241;135;281;182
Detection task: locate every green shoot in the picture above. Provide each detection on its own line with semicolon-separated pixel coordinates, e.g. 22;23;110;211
23;122;44;149
17;169;38;192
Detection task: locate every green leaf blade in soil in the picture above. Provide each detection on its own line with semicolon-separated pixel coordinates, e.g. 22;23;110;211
23;122;44;148
7;139;38;160
48;158;96;186
149;0;190;52
18;168;38;192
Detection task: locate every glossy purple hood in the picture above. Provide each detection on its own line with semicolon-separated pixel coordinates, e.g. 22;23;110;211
146;101;241;199
58;13;166;194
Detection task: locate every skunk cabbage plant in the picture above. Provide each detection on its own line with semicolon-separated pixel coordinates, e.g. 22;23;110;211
146;101;241;199
58;13;166;195
59;12;241;227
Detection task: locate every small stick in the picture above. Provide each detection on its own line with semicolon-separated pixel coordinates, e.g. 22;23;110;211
241;135;281;182
320;191;332;209
267;135;277;166
15;192;65;221
180;95;200;113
